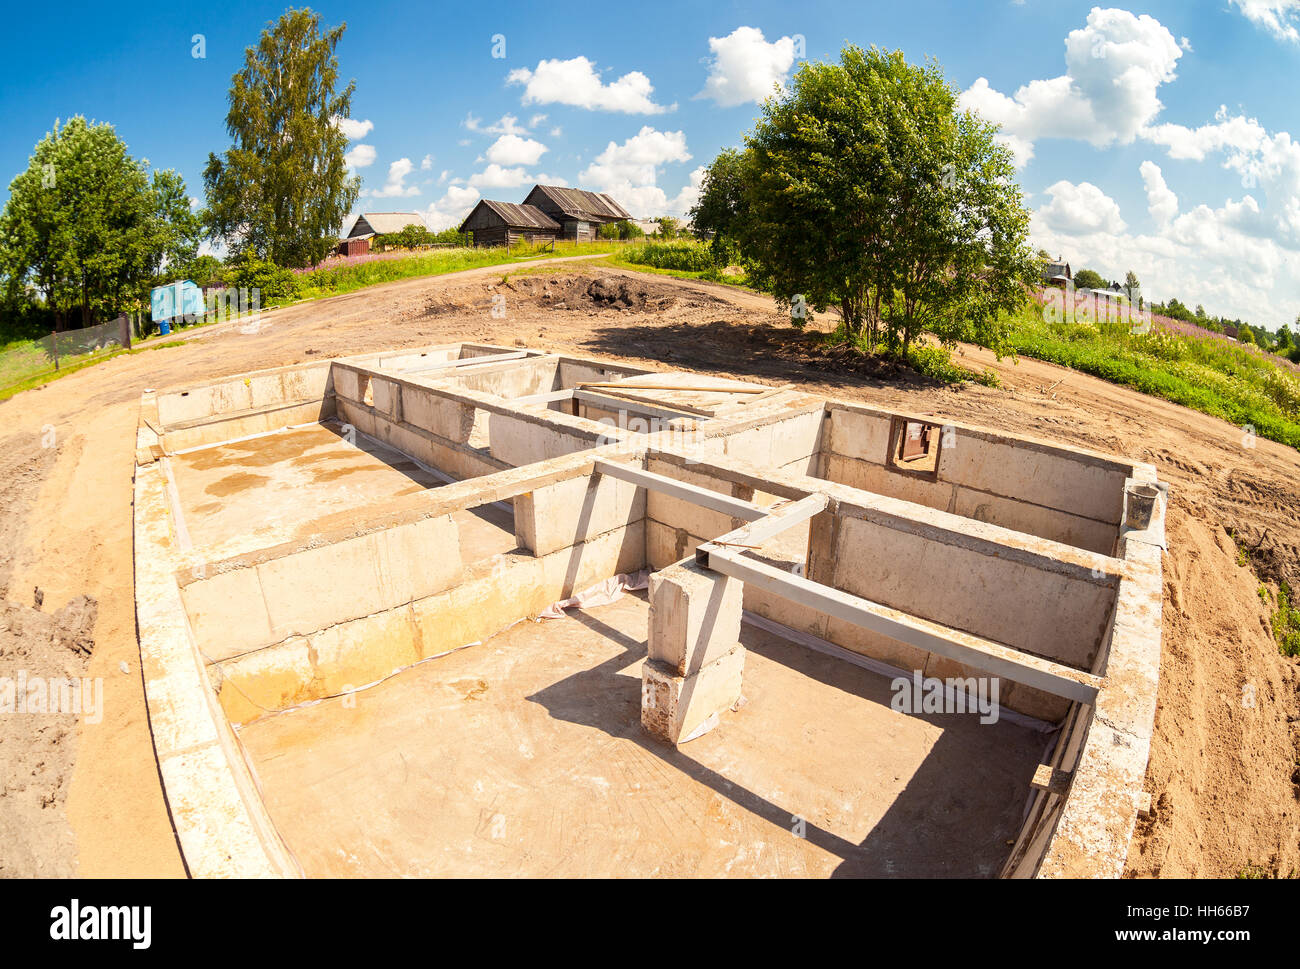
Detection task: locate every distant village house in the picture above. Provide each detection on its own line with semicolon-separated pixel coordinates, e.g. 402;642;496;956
336;212;427;257
1042;257;1072;288
460;185;632;247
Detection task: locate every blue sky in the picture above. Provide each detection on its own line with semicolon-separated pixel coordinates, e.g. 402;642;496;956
3;1;1299;324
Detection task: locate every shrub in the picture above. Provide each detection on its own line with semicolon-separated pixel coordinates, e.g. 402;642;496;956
622;240;714;272
598;220;645;241
220;253;301;303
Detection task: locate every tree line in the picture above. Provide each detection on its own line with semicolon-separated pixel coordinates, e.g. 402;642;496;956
0;8;363;342
1069;261;1298;359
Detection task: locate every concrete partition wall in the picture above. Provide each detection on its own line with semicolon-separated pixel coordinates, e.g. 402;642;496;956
822;403;1138;554
432;355;560;398
155;360;335;453
785;501;1120;722
487;407;620;466
178;453;650;726
556;357;650;388
697;403;826;477
332;363;509;481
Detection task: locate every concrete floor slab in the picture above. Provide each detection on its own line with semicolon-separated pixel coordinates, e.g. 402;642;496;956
237;592;1045;877
168;420;516;560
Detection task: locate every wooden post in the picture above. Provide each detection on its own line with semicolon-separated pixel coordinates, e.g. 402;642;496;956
51;329;59;371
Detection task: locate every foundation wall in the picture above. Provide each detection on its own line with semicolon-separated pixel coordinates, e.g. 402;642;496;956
332;363;509;481
211;520;646;725
154;360;336;454
136;349;1164;879
822;403;1137;553
156;360;334;428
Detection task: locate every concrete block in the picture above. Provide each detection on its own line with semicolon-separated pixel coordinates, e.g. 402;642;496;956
827;407;893;463
371;379;402;421
641;645;745;745
939;434;1127;525
181;567;274;660
307;606;421;697
515;472;645;556
332;367;361;402
401;387;475;443
648;561;743;676
254;514;460;642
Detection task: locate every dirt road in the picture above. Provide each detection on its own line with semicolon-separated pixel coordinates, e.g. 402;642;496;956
2;258;1296;877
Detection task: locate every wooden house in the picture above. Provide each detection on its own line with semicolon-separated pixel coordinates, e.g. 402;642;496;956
458;200;562;248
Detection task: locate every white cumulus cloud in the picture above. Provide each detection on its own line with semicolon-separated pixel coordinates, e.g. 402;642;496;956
486;134;548;167
1140;161;1179;225
423;184;481;232
696;26;798;107
578;127;692;218
1230;0;1300;42
960;7;1184;166
507;56;672;114
345;144;377;168
365;157;420;198
333;116;374;139
1037;180;1127;235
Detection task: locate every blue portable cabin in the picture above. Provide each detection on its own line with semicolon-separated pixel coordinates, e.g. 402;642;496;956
150;280;205;335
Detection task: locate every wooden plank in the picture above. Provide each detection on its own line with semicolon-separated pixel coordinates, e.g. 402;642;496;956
699;546;1104;704
574;389;701;423
395;350;528;375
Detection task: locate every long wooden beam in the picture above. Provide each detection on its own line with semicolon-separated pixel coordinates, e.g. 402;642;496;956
394;350;529;375
574;389;701;423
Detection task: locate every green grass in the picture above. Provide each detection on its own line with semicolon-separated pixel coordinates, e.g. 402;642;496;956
610;239;757;289
0;339;185;401
617;239;715;272
1270;582;1300;657
1004;305;1300;449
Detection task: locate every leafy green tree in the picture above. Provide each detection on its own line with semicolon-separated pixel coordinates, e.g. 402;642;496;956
1124;270;1140;292
653;217;682;239
203;8;360;268
691;147;758;264
0;116;201;331
731;45;1035;353
376;224;435;250
1072;268;1106;291
597;219;645;240
1276;325;1293;350
1238;323;1256;345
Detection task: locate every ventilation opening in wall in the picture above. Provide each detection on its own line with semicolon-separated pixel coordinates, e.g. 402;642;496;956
888;416;943;478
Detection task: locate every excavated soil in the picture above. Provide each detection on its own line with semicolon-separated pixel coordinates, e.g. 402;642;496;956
2;255;1297;877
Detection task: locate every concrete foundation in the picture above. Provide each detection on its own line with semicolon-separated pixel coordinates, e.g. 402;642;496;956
132;341;1166;879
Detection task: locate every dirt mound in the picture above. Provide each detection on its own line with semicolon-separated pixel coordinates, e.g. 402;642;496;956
506;273;729;313
0;594;98;877
421;271;734;319
1124;507;1300;877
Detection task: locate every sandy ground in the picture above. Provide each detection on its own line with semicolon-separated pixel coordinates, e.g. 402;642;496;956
1;255;1296;877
